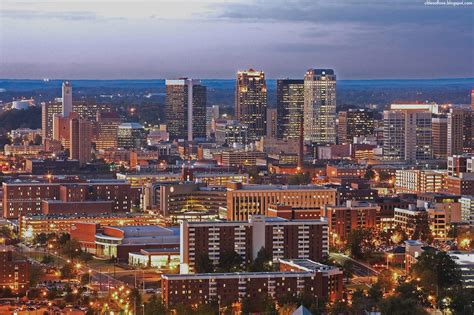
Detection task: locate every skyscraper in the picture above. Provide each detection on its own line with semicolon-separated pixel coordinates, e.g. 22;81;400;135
117;123;147;149
62;81;72;116
165;79;207;141
235;69;267;142
383;105;432;161
276;79;304;140
432;117;448;159
70;117;92;165
447;108;472;156
41;101;62;141
96;112;121;150
266;108;277;138
337;109;375;144
304;69;337;144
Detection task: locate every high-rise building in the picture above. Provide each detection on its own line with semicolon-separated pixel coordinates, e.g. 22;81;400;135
41;101;63;141
206;105;219;138
447;108;472;156
165;79;206;141
383;106;432;161
266;108;277;138
432;117;448;159
304;69;337;144
337;109;375;144
117;123;147;149
96;112;121;150
235;69;267;141
70;117;92;165
276;79;304;140
62;81;73;116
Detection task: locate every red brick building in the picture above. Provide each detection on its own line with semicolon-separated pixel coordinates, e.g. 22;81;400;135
0;246;30;294
162;259;343;308
322;200;379;242
180;215;328;273
2;179;135;218
446;174;474;195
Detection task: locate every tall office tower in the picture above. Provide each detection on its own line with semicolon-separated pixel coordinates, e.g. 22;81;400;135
235;69;267;142
266;108;277;138
276;79;304;140
62;81;73;116
41;102;63;141
206;105;220;138
96;112;121;150
337;109;375;144
304;69;337;144
432;117;448;159
383;108;432;161
165;79;206;141
447;108;473;155
70;117;92;165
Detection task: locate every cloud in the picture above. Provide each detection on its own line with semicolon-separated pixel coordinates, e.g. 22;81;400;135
0;9;126;21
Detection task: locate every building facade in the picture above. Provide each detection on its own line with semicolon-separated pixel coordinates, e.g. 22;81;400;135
165;79;207;141
276;79;304;140
235;69;267;141
303;69;336;144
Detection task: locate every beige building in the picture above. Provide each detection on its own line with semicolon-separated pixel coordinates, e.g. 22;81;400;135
395;169;447;194
226;182;337;220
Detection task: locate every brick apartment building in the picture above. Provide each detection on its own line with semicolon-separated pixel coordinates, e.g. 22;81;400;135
2;179;136;218
0;246;30;294
162;259;343;308
180;215;328;273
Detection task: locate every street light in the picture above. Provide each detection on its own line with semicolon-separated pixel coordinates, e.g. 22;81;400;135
386;253;394;269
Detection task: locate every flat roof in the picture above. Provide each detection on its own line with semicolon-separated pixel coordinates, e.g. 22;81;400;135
449;251;474;265
234;184;333;191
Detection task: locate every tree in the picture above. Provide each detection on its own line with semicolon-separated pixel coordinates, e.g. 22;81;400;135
411;212;433;243
41;255;54;264
144;294;167;315
29;264;45;286
249;247;273;272
60;263;77;279
395;281;429;306
377;269;395;293
34;233;48;246
329;299;351;315
379;296;429;315
217;250;243;272
60;239;82;260
410;251;462;295
364;169;375;180
288;172;311;185
80;273;90;285
195;253;214;273
345;228;376;260
368;283;383;304
58;233;70;245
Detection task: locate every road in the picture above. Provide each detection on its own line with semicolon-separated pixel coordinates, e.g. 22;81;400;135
330;253;379;277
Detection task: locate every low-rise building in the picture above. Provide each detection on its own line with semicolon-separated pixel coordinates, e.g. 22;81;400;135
0;246;30;294
162;259;343;308
395;169;447;194
323;200;379;242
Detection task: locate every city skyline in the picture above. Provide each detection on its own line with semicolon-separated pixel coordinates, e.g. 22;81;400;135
1;0;473;79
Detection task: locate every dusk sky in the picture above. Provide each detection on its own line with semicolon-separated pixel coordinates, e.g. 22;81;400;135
1;0;473;79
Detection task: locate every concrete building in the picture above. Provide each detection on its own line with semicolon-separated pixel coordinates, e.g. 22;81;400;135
218;150;267;167
394;206;429;238
162;259;343;308
276;79;304;140
304;69;337;144
460;196;474;226
337;109;374;144
62;81;73;116
432;117;448;159
383;106;432;161
395;169;447;194
165;79;207;141
447;108;472;156
41;101;63;141
235;69;267;141
214;120;249;147
225;182;336;220
448;251;474;288
70;117;92;165
266;108;277;138
180;215;328;273
117;123;147;149
96;112;121;150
